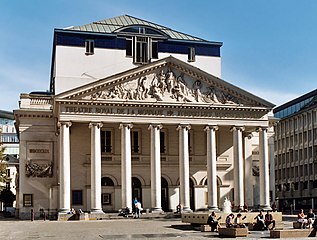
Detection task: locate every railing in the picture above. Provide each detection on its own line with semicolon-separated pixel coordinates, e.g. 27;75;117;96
19;93;53;110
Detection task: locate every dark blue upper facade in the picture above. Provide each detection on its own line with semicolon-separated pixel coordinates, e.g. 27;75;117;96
54;30;222;57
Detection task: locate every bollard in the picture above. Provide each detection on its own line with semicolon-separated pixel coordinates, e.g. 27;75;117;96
43;211;46;221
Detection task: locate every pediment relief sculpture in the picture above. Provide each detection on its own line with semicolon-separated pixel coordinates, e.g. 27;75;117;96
83;69;242;105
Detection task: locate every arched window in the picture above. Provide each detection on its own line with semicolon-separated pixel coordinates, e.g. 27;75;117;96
101;177;114;186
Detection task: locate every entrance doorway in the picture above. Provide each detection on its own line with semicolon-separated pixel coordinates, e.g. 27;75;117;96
190;178;195;211
161;177;169;212
132;177;142;204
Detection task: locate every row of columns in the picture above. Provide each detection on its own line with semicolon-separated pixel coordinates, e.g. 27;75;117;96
58;121;271;213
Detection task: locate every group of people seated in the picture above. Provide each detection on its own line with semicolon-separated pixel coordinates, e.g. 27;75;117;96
207;207;317;232
254;210;276;230
297;208;316;229
207;210;276;231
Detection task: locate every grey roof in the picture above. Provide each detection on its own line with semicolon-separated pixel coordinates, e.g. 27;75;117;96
67;15;212;43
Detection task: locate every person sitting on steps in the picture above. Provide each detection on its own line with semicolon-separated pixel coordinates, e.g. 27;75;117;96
265;210;276;230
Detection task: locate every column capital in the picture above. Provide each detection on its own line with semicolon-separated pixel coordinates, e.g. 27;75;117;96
176;124;191;131
57;121;72;128
148;124;163;130
244;132;253;139
256;126;269;132
204;125;218;132
89;122;103;129
119;123;133;130
230;126;245;132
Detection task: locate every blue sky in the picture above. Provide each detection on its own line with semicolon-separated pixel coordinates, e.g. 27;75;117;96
1;0;317;111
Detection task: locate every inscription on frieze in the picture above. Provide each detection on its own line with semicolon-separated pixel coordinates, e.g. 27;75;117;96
62;106;264;119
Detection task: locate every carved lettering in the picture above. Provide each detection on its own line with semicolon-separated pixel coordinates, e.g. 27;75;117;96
29;149;49;153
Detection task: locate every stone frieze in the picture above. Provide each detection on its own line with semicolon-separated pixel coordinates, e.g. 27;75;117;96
83;69;242;105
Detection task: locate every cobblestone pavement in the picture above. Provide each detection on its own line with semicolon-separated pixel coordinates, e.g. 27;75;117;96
0;216;312;240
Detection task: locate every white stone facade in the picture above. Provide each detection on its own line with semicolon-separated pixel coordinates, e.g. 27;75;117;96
14;16;275;219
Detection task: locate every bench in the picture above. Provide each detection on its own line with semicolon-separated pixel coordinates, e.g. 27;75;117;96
293;221;303;229
248;221;284;230
270;229;316;238
218;227;248;237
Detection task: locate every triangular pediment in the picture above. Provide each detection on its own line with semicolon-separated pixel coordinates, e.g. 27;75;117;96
56;56;274;109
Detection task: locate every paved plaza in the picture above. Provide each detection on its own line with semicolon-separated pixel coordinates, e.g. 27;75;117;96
0;215;312;240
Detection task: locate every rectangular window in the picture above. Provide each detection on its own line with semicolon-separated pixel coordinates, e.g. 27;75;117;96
102;193;111;205
72;190;83;205
188;131;194;155
160;131;166;154
188;47;196;62
126;38;133;57
151;41;158;59
23;194;33;207
135;37;148;64
6;169;10;177
85;39;94;55
101;130;113;153
131;130;140;154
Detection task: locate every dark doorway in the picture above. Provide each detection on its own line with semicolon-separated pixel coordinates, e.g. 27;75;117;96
132;177;142;204
190;179;195;211
161;177;169;212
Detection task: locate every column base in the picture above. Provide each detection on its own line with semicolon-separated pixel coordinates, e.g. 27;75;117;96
182;206;192;212
58;208;70;214
90;209;104;214
151;207;163;213
260;205;272;211
208;206;219;212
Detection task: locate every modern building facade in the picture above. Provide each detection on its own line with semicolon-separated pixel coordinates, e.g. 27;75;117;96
0;110;19;211
14;15;275;219
274;89;317;211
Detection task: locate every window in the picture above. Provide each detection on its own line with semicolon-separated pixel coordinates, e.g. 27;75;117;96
101;177;114;186
85;39;94;55
126;38;133;57
125;36;158;64
188;47;196;62
72;190;83;205
101;130;113;153
188;131;194;155
135;37;148;63
151;41;158;59
160;131;167;154
131;130;140;154
23;194;33;207
102;193;111;205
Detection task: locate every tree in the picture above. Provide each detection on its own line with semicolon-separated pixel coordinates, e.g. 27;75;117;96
0;138;8;191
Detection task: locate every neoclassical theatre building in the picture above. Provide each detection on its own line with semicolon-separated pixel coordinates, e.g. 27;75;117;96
15;15;275;219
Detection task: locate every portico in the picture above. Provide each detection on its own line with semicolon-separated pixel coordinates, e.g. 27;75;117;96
15;56;274;219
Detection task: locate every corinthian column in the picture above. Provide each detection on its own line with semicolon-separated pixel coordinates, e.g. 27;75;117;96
89;122;103;213
258;127;271;210
177;124;191;212
231;126;245;211
119;123;133;212
149;124;163;212
58;121;72;213
204;125;218;211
